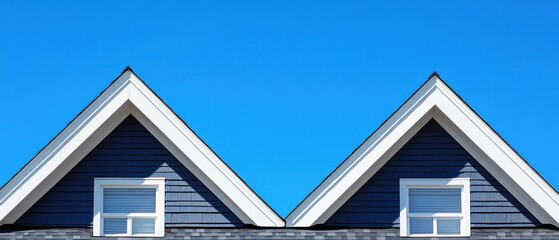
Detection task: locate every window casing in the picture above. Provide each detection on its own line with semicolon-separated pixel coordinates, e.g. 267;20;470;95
93;178;165;237
400;178;470;237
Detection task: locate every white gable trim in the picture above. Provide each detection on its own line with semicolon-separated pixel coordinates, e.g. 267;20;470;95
0;69;284;227
286;74;559;227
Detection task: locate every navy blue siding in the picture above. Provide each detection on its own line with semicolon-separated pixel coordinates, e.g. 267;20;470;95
14;116;243;227
324;119;540;228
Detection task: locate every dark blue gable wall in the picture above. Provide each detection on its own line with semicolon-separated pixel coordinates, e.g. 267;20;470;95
14;115;243;227
324;119;540;228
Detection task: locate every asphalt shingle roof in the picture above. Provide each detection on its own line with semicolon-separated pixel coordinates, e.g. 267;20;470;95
1;228;559;240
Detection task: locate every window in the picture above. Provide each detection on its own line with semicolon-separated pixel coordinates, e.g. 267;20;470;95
93;178;165;237
400;178;470;237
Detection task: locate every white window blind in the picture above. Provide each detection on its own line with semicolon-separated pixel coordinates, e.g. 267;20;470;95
103;218;127;235
103;188;156;214
409;218;433;235
132;219;156;235
437;218;461;235
409;188;461;214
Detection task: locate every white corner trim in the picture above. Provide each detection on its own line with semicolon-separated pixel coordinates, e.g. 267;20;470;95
399;178;470;237
0;69;284;227
286;74;559;227
93;178;166;237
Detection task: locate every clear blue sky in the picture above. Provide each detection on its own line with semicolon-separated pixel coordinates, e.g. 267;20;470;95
1;1;558;217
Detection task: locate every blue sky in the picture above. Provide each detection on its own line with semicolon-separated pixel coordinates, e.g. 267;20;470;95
0;1;558;217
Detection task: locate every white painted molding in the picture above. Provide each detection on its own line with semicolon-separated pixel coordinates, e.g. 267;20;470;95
285;74;559;227
0;69;284;227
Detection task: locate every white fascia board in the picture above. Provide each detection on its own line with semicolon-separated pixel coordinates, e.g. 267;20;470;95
0;69;284;227
286;75;559;227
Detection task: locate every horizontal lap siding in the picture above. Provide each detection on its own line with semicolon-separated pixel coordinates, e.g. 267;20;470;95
324;119;540;227
13;116;243;227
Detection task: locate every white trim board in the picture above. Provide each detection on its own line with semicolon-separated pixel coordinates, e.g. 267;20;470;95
285;73;559;227
0;68;284;227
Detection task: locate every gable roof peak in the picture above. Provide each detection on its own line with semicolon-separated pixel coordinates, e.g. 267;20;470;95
0;69;284;227
114;66;138;85
425;71;448;90
286;73;559;227
121;66;135;75
428;71;441;81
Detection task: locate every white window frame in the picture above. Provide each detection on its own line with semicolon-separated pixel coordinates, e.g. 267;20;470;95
400;178;470;237
93;178;165;237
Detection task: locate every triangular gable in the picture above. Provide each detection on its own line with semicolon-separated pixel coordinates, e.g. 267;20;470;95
13;115;244;227
286;73;559;227
324;119;540;227
0;68;284;227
